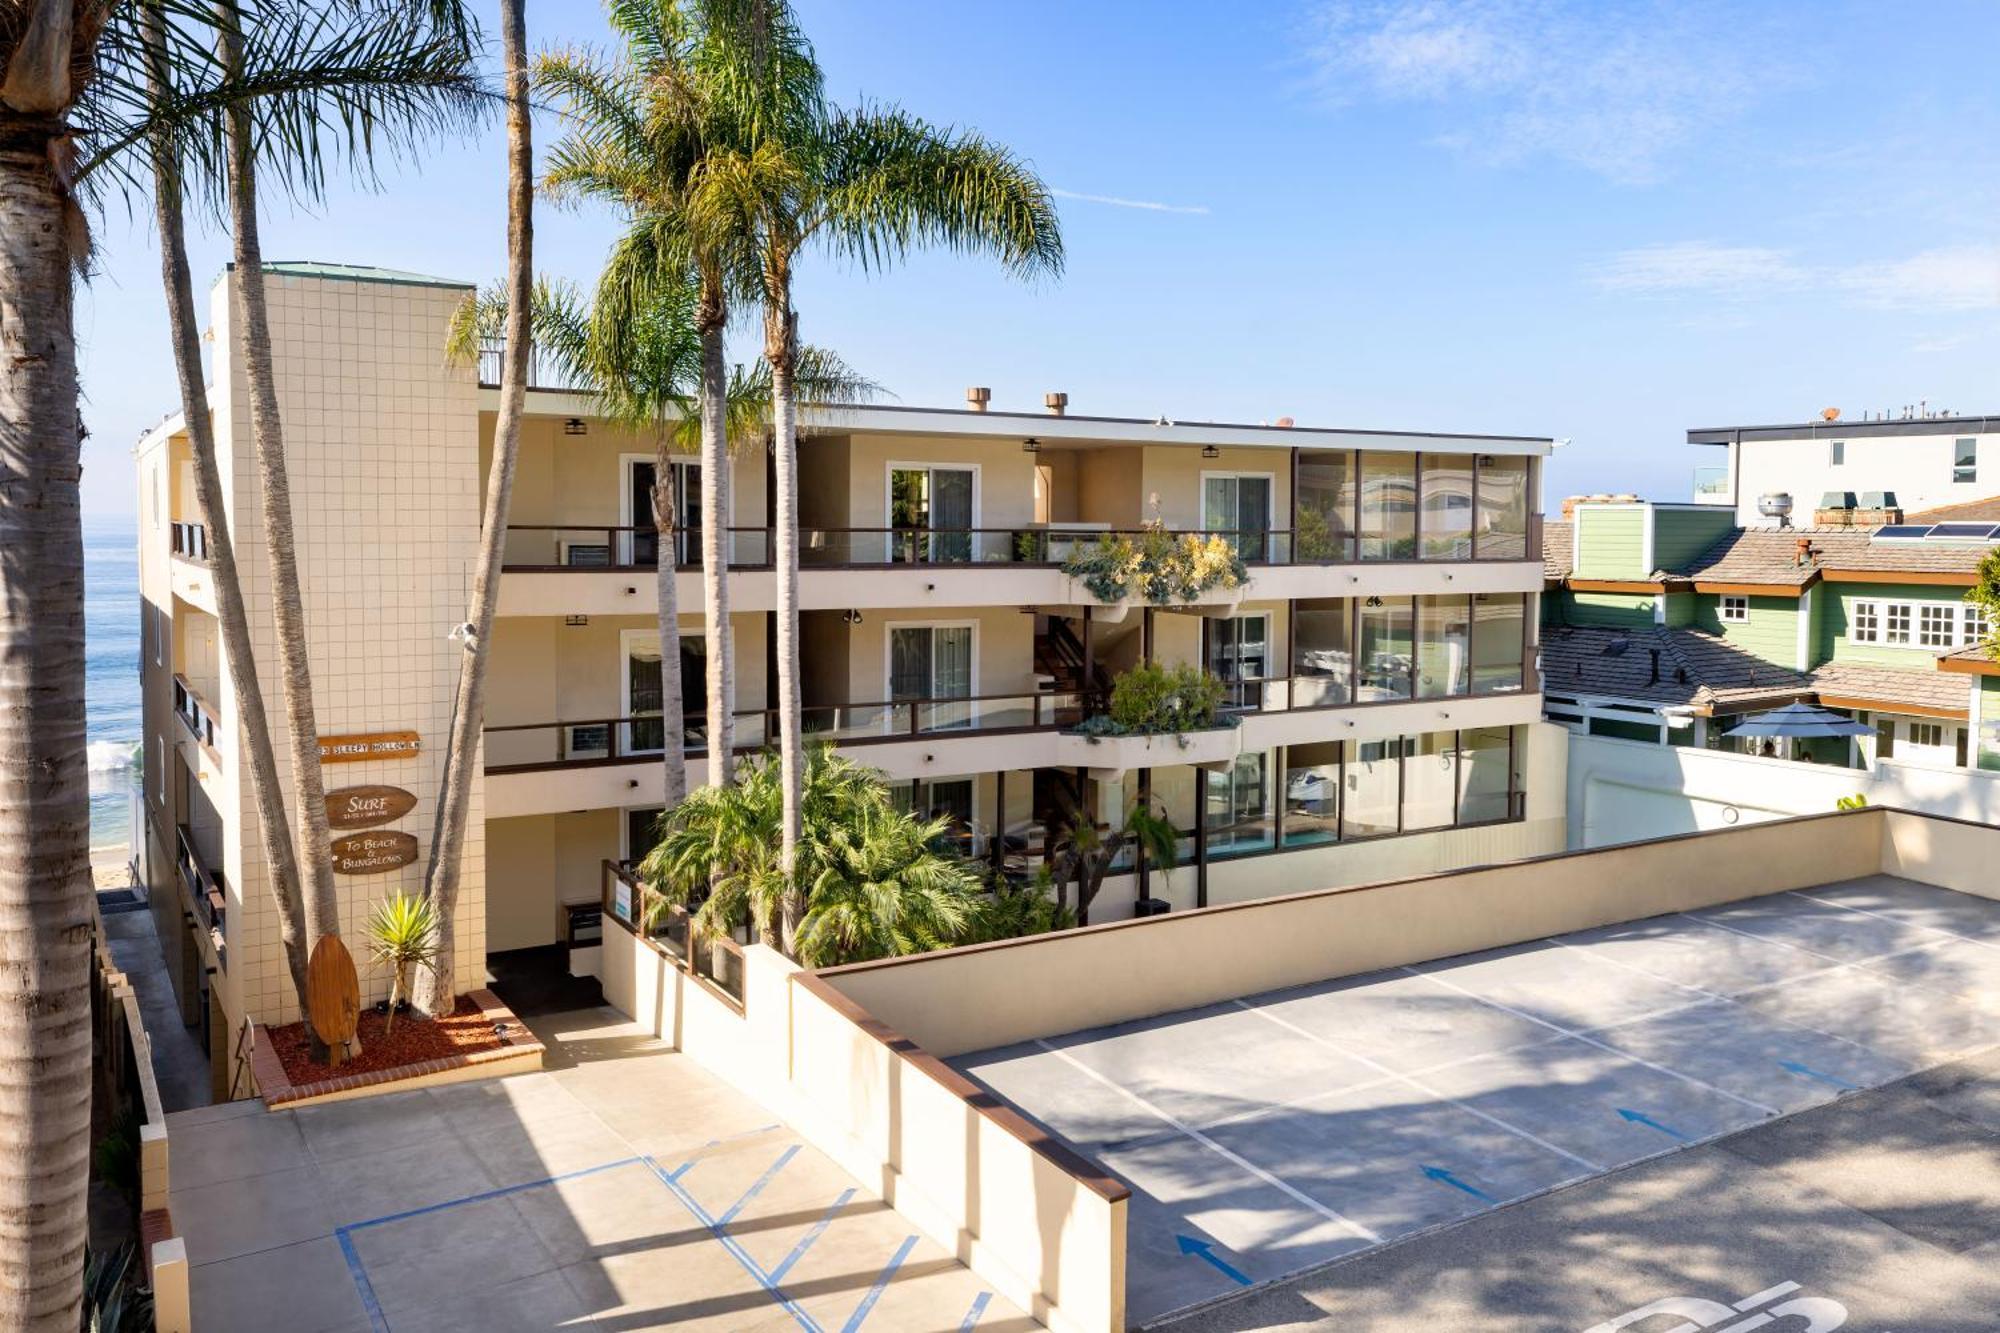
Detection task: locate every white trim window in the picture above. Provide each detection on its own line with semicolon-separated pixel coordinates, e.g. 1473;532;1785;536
1884;603;1912;644
1919;604;1955;648
1829;440;1844;466
1851;600;1880;643
1967;602;1990;646
1720;595;1748;623
1955;437;1978;485
886;620;977;731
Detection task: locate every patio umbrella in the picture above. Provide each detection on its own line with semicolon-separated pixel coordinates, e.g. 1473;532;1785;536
1722;702;1873;739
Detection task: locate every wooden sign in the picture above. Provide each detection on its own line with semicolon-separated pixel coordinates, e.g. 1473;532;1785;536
325;785;417;830
329;831;419;875
319;731;421;764
306;934;361;1063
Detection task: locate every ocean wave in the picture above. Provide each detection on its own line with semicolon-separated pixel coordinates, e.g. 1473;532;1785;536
87;740;138;773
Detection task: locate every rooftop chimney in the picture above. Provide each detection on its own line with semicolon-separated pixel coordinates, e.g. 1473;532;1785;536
1044;392;1068;417
1795;536;1815;567
1275;416;1295;428
966;386;991;413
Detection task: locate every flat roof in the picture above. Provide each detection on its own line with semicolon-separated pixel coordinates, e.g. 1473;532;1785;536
1690;415;2000;445
242;261;473;290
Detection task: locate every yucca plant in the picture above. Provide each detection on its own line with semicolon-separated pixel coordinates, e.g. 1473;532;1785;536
365;892;441;1035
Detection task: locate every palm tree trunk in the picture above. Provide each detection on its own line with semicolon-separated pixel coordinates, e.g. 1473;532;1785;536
416;0;532;1014
765;291;804;952
0;73;92;1331
653;442;687;811
696;273;734;786
142;0;312;1014
216;4;341;988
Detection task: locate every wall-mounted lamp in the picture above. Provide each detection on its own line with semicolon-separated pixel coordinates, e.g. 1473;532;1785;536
1476;454;1495;467
841;609;864;625
564;614;589;627
1021;437;1041;454
564;417;588;436
1364;596;1384;608
1201;445;1220;459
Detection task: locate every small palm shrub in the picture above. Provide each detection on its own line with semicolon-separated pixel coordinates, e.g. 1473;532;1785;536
1062;519;1247;604
366;892;441;1035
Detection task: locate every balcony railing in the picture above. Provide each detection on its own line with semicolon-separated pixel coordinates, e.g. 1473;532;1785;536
1692;466;1731;502
172;674;221;753
501;515;1544;572
477;336;588;393
485;690;1086;773
175;824;227;945
602;860;745;1009
170;521;209;563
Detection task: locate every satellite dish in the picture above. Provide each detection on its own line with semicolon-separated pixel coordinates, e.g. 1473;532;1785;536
1821;407;1841;421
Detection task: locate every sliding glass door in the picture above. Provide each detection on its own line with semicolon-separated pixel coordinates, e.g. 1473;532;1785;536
1203;474;1273;561
626;459;701;567
890;466;975;563
1207;613;1271;710
890;624;974;730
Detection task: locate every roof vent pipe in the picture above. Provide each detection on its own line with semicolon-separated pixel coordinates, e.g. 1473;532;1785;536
966;386;991;413
1648;648;1661;685
1045;392;1068;417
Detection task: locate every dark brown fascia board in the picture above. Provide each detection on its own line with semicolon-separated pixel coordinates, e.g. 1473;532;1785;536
1691;580;1809;596
1814;693;1967;721
1567;578;1666;594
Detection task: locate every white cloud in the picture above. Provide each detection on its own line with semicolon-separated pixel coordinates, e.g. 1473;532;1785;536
1589;241;2000;312
1299;1;1793;183
1050;188;1210;216
1590;243;1808;298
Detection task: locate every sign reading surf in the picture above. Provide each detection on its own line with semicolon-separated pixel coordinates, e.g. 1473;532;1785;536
324;785;417;830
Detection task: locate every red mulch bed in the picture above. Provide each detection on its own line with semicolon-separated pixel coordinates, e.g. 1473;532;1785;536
266;996;504;1085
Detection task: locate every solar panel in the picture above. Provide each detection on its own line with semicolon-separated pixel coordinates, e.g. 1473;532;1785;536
1872;525;1933;541
1928;522;2000;540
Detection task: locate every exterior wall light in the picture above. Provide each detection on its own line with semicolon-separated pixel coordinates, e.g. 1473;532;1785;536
565;417;588;436
1022;437;1041;453
1201;445;1220;459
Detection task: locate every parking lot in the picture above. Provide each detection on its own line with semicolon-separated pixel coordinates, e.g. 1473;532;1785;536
952;874;2000;1326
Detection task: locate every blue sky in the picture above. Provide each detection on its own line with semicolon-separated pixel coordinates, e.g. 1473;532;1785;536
76;0;2000;517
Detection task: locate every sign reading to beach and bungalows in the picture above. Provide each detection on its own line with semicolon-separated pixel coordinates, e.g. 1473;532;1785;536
318;731;421;764
329;831;419;875
325;785;417;830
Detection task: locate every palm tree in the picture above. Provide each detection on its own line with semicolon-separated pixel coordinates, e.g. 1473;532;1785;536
538;0;818;793
697;0;1063;943
414;0;525;1015
1050;802;1179;927
640;746;982;965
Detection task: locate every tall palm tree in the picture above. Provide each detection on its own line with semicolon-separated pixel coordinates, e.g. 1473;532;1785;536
539;0;817;793
699;0;1063;941
413;0;525;1015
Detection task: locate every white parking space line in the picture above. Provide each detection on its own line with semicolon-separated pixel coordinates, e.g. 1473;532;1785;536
1785;888;2000;955
1231;999;1605;1173
1545;936;1729;1001
1031;1038;1385;1244
1674;910;1863;967
1398;967;1784;1117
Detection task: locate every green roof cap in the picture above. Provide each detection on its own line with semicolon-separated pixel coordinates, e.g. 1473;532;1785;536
250;261;471;289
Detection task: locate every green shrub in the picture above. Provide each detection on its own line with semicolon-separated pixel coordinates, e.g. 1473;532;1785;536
1061;520;1248;604
1071;661;1230;737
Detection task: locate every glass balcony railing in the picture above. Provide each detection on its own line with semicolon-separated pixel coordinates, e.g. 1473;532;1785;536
1692;467;1731;503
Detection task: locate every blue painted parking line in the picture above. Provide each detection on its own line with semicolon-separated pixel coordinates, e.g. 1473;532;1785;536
842;1233;919;1332
959;1290;993;1330
336;1228;391;1333
645;1152;824;1333
719;1144;802;1226
665;1121;786;1183
770;1187;856;1283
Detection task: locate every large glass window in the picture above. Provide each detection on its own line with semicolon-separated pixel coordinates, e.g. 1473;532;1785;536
1475;455;1531;559
1341;737;1400;838
1292;599;1353;706
1457;727;1513;823
1421;455;1475;559
1296;450;1357;563
1282;742;1341;847
890;624;973;729
1415;596;1470;699
1206;752;1274;855
1358;596;1414;700
1403;734;1457;830
1358;451;1417;560
1470;594;1526;694
1955;437;1978;485
890;466;975;562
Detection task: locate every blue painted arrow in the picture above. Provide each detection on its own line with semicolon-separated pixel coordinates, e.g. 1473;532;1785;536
1779;1059;1858;1092
1421;1164;1495;1202
1618;1107;1687;1141
1176;1235;1252;1287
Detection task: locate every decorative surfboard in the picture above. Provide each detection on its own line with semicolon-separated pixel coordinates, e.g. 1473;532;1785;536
306;934;362;1066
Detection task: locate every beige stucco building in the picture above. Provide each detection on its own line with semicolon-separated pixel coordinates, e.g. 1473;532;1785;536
136;264;1564;1090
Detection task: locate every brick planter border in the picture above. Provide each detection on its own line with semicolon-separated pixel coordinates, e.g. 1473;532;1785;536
248;988;544;1109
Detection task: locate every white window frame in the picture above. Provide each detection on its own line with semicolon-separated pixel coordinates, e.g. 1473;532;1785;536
1829;440;1844;466
1720;595;1748;623
1908;720;1946;749
884;461;982;531
1851;600;1880;643
1954;437;1978;485
621;452;710;567
882;619;980;702
1919;604;1955;648
1850;596;1987;650
1966;602;1990;646
1884;602;1912;644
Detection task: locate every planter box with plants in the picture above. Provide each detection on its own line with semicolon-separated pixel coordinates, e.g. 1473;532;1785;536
1058;660;1244;775
1059;520;1249;609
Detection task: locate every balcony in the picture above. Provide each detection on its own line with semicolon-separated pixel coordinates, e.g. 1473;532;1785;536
175;824;227;965
1692;466;1732;505
172;674;221;758
169;520;209;563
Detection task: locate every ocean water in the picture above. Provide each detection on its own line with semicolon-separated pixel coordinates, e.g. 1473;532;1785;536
84;516;142;857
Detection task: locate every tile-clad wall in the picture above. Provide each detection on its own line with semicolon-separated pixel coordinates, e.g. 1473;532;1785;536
210;270;484;1025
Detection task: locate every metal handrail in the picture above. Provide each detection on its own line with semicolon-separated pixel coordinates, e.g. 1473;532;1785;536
171;674;221;752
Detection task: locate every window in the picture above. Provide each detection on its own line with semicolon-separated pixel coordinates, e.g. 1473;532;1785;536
1955;438;1978;484
1909;721;1945;749
154;606;166;666
1419;454;1474;560
1966;602;1989;646
1920;604;1955;648
889;465;977;563
1851;600;1879;642
1295;451;1357;562
1291;599;1353;705
1474;454;1531;560
1357;451;1417;560
1207;614;1271;710
1720;595;1748;623
1829;440;1844;466
889;623;974;729
156;736;166;803
1415;595;1470;698
1202;473;1274;562
1357;596;1414;700
1469;594;1525;694
1885;603;1912;644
